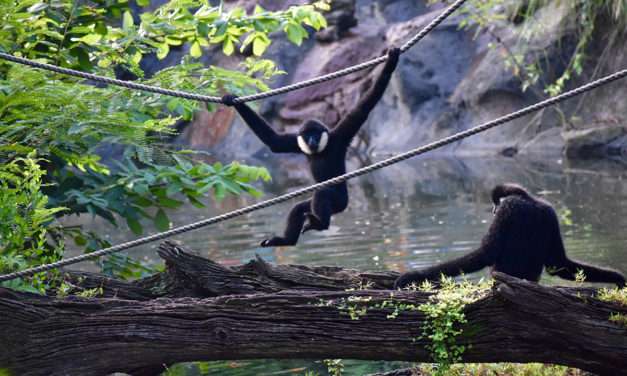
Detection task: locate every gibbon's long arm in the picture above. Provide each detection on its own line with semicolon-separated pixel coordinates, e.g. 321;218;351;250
331;48;400;143
394;202;507;289
393;248;494;288
224;96;300;153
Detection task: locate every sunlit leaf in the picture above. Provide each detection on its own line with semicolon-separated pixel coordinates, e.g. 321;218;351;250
190;40;202;58
122;11;134;31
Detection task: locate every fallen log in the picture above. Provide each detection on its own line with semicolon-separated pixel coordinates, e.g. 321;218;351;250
60;241;399;299
0;243;625;376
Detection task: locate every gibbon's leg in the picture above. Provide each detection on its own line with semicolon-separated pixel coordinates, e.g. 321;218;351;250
544;218;626;287
302;190;334;233
261;200;311;247
546;258;626;287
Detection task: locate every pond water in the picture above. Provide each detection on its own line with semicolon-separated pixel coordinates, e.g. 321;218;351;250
69;154;627;375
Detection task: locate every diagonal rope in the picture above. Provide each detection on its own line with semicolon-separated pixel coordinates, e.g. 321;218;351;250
0;0;467;104
1;67;626;282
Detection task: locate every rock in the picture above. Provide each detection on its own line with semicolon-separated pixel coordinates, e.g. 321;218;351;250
180;107;235;148
563;126;627;158
519;127;564;156
141;0;626;161
278;33;387;126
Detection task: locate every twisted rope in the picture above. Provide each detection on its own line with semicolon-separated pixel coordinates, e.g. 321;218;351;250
0;0;466;104
235;0;466;103
2;68;625;282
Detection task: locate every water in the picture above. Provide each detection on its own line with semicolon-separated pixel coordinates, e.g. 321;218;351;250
67;154;627;375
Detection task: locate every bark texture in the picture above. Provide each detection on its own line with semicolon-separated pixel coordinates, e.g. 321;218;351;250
0;242;625;376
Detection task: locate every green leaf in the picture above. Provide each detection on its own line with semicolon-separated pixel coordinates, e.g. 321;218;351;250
222;38;234;55
126;217;143;235
157;196;183;209
28;3;48;13
136;0;150;7
153;208;170;231
253;36;270;56
156;43;169;60
285;23;305;45
79;34;102;46
190;40;202;58
123;11;134;31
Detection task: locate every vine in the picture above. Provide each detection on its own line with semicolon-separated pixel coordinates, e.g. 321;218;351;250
414;277;493;376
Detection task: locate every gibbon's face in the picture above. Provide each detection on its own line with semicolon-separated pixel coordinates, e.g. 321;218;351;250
297;120;329;155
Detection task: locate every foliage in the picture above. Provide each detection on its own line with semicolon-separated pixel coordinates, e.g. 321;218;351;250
0;0;329;71
0;153;65;292
597;286;627;306
336;295;372;320
0;62;271;244
0;0;325;286
422;362;588;376
416;277;493;376
608;312;627;327
56;277;104;298
323;359;344;376
434;0;627;96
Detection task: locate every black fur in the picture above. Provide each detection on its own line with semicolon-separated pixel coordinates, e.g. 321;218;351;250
223;48;400;247
394;183;626;288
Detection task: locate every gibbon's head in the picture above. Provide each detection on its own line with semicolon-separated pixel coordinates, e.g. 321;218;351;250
297;120;329;155
491;183;531;214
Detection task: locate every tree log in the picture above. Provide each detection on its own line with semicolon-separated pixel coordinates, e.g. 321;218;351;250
0;242;626;376
61;241;399;299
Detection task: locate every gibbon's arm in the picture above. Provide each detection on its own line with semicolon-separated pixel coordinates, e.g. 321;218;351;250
543;211;626;287
223;95;300;154
331;48;400;143
394;202;507;289
394;247;495;289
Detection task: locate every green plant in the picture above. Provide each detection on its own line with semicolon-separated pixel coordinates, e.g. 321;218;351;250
0;153;66;292
609;312;627;327
0;0;328;286
418;277;493;376
434;0;627;96
323;359;344;376
422;362;586;376
0;0;329;73
597;285;627;327
597;286;627;306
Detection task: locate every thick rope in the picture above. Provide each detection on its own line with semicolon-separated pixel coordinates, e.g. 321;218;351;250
1;68;625;282
0;0;466;104
235;0;466;102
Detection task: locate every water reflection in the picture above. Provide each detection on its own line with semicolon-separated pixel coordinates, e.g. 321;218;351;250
68;155;627;279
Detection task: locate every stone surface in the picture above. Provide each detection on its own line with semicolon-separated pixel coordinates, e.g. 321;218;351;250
161;0;626;160
563;125;627;158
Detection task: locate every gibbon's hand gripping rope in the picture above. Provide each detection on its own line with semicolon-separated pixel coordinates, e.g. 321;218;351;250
1;68;626;282
0;0;467;104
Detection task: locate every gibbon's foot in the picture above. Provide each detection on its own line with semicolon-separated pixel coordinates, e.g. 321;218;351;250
301;223;314;234
260;236;295;247
386;47;401;65
301;213;325;234
221;94;238;106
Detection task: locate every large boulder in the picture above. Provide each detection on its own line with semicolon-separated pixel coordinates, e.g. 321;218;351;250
563;126;627;158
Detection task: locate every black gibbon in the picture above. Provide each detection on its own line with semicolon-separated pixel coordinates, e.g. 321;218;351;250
222;48;400;247
394;183;626;288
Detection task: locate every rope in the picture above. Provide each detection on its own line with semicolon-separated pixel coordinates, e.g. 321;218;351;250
1;68;625;283
0;0;466;104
